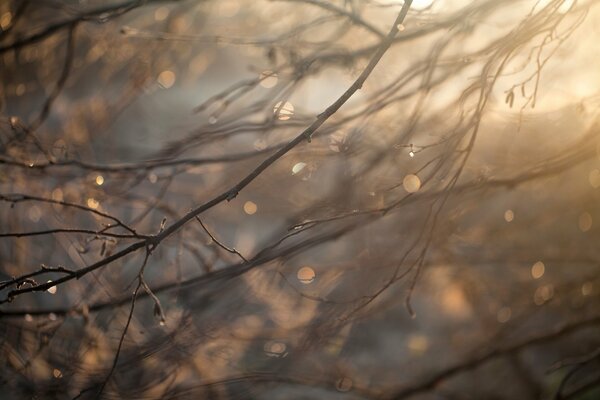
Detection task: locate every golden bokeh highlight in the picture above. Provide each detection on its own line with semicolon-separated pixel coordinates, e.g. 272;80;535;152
403;174;421;193
273;101;294;120
336;377;353;392
534;284;554;305
52;188;63;201
496;306;511;323
260;71;278;88
95;175;104;186
578;212;592;232
154;6;169;21
87;198;100;209
440;285;472;319
28;206;41;223
243;201;257;215
15;83;25;96
504;209;514;222
157;70;176;88
589;169;600;188
297;266;316;284
407;334;429;355
263;340;287;357
531;261;545;279
0;12;12;30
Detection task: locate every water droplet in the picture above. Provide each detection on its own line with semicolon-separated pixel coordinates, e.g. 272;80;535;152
53;368;63;378
95;175;104;186
409;151;415;157
531;261;545;279
243;201;257;215
47;281;57;294
297;266;315;284
259;71;278;88
24;314;33;322
396;23;405;31
292;162;307;175
273;101;294;120
402;174;421;193
496;306;511;323
157;70;176;89
504;209;514;222
578;212;592;232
